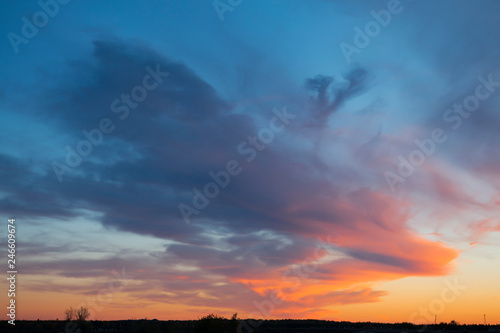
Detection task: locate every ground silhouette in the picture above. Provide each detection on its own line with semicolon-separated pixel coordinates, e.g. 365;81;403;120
2;317;498;333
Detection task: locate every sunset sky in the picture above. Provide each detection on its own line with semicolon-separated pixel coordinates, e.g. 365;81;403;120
1;0;500;325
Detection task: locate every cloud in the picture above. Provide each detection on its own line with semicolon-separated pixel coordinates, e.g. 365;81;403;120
304;68;370;128
0;37;462;317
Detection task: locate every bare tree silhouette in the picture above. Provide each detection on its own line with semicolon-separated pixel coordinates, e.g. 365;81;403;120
76;306;90;321
64;306;75;321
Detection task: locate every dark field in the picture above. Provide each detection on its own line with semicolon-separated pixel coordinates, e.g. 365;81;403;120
3;319;499;333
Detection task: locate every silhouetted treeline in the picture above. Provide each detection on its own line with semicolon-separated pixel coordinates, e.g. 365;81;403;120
2;318;499;333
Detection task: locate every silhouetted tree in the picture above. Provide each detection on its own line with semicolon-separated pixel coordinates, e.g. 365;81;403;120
64;306;75;321
76;305;90;321
195;313;239;333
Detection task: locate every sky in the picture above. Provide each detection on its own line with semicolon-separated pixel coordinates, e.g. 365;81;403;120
1;0;500;325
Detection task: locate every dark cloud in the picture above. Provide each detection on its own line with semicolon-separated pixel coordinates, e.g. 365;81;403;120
0;36;463;316
304;68;370;128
